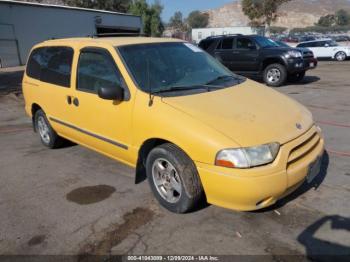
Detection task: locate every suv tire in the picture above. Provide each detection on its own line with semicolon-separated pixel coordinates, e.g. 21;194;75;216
146;143;204;213
34;110;64;148
263;63;287;87
335;51;346;61
288;71;305;83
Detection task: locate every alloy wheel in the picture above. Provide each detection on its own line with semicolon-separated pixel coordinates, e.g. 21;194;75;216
267;68;281;84
37;116;50;144
152;158;182;204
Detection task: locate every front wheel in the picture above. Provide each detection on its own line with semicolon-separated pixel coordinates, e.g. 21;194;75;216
146;143;204;213
263;63;287;87
335;51;347;61
288;71;305;83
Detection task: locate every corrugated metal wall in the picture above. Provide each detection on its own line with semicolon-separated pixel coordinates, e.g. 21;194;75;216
0;1;142;67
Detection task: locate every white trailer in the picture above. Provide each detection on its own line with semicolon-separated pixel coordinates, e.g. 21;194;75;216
192;27;265;44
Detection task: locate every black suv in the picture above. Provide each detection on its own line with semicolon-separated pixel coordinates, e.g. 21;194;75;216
199;35;317;87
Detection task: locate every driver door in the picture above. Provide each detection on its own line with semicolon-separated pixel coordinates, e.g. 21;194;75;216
69;47;134;163
230;37;259;72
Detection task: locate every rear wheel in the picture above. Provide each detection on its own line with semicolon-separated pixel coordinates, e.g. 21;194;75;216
288;71;305;83
146;143;204;213
34;110;64;148
335;51;346;61
263;63;287;87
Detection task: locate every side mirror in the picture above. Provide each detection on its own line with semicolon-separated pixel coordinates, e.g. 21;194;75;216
98;85;124;101
325;44;330;47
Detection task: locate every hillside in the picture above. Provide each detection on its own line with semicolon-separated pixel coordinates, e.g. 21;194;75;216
207;0;350;29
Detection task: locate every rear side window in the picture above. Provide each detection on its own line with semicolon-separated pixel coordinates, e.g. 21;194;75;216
220;38;234;50
77;50;122;93
299;42;317;48
26;47;73;87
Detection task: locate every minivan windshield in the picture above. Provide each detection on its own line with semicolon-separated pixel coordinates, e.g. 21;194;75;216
117;42;245;95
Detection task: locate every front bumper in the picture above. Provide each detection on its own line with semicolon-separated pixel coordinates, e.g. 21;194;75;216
196;126;325;211
286;57;317;73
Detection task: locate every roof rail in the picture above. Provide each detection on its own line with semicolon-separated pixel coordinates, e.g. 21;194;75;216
205;34;243;39
93;32;144;38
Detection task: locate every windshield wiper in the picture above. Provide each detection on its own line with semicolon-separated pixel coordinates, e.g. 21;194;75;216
205;75;234;85
152;85;213;95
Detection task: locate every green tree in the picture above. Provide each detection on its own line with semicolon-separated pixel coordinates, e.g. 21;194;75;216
186;11;209;29
63;0;132;13
169;11;187;31
242;0;291;34
317;14;336;27
335;9;350;26
129;0;164;37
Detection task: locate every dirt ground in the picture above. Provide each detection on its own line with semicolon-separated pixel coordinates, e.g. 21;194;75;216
0;62;349;260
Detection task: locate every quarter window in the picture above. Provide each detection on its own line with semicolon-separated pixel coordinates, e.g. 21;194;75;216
26;47;73;87
77;50;122;93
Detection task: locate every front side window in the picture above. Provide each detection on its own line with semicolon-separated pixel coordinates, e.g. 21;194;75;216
118;42;245;96
77;50;122;93
26;47;73;87
236;38;256;49
324;40;338;47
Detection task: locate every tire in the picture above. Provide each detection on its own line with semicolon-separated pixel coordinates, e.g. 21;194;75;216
34;110;64;149
146;143;204;213
288;71;305;83
263;63;287;87
335;51;346;61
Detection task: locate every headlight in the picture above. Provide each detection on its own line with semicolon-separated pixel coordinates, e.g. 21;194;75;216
284;51;302;58
215;142;280;169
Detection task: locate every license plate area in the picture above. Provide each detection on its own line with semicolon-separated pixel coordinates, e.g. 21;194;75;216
307;157;321;183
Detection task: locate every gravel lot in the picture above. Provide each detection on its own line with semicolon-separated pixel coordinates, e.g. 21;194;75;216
0;61;349;260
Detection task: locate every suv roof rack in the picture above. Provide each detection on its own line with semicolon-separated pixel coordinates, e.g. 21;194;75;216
205;34;243;39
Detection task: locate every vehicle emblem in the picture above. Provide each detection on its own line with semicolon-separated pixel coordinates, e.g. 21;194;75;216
296;123;302;130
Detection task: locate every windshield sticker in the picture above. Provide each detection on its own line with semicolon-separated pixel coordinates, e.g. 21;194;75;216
184;43;203;53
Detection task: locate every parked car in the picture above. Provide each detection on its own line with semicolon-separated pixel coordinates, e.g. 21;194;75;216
273;40;318;82
23;37;324;213
199;35;317;87
334;35;350;42
297;39;350;61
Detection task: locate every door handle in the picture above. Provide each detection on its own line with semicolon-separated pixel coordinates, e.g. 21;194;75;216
66;96;72;105
73;97;79;107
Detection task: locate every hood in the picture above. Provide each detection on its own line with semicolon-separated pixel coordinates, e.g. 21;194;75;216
162;80;313;147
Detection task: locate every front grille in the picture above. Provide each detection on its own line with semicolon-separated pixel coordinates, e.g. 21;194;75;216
287;131;320;165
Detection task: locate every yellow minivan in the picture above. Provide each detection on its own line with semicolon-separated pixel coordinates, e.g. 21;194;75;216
23;37;324;213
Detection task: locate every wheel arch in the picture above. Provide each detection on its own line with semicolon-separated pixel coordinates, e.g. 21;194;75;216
135;138;187;184
261;57;286;71
31;103;43;132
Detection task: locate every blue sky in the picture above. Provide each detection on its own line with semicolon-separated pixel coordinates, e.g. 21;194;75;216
147;0;234;22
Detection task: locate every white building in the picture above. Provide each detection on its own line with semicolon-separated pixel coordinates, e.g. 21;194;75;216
192;27;265;44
